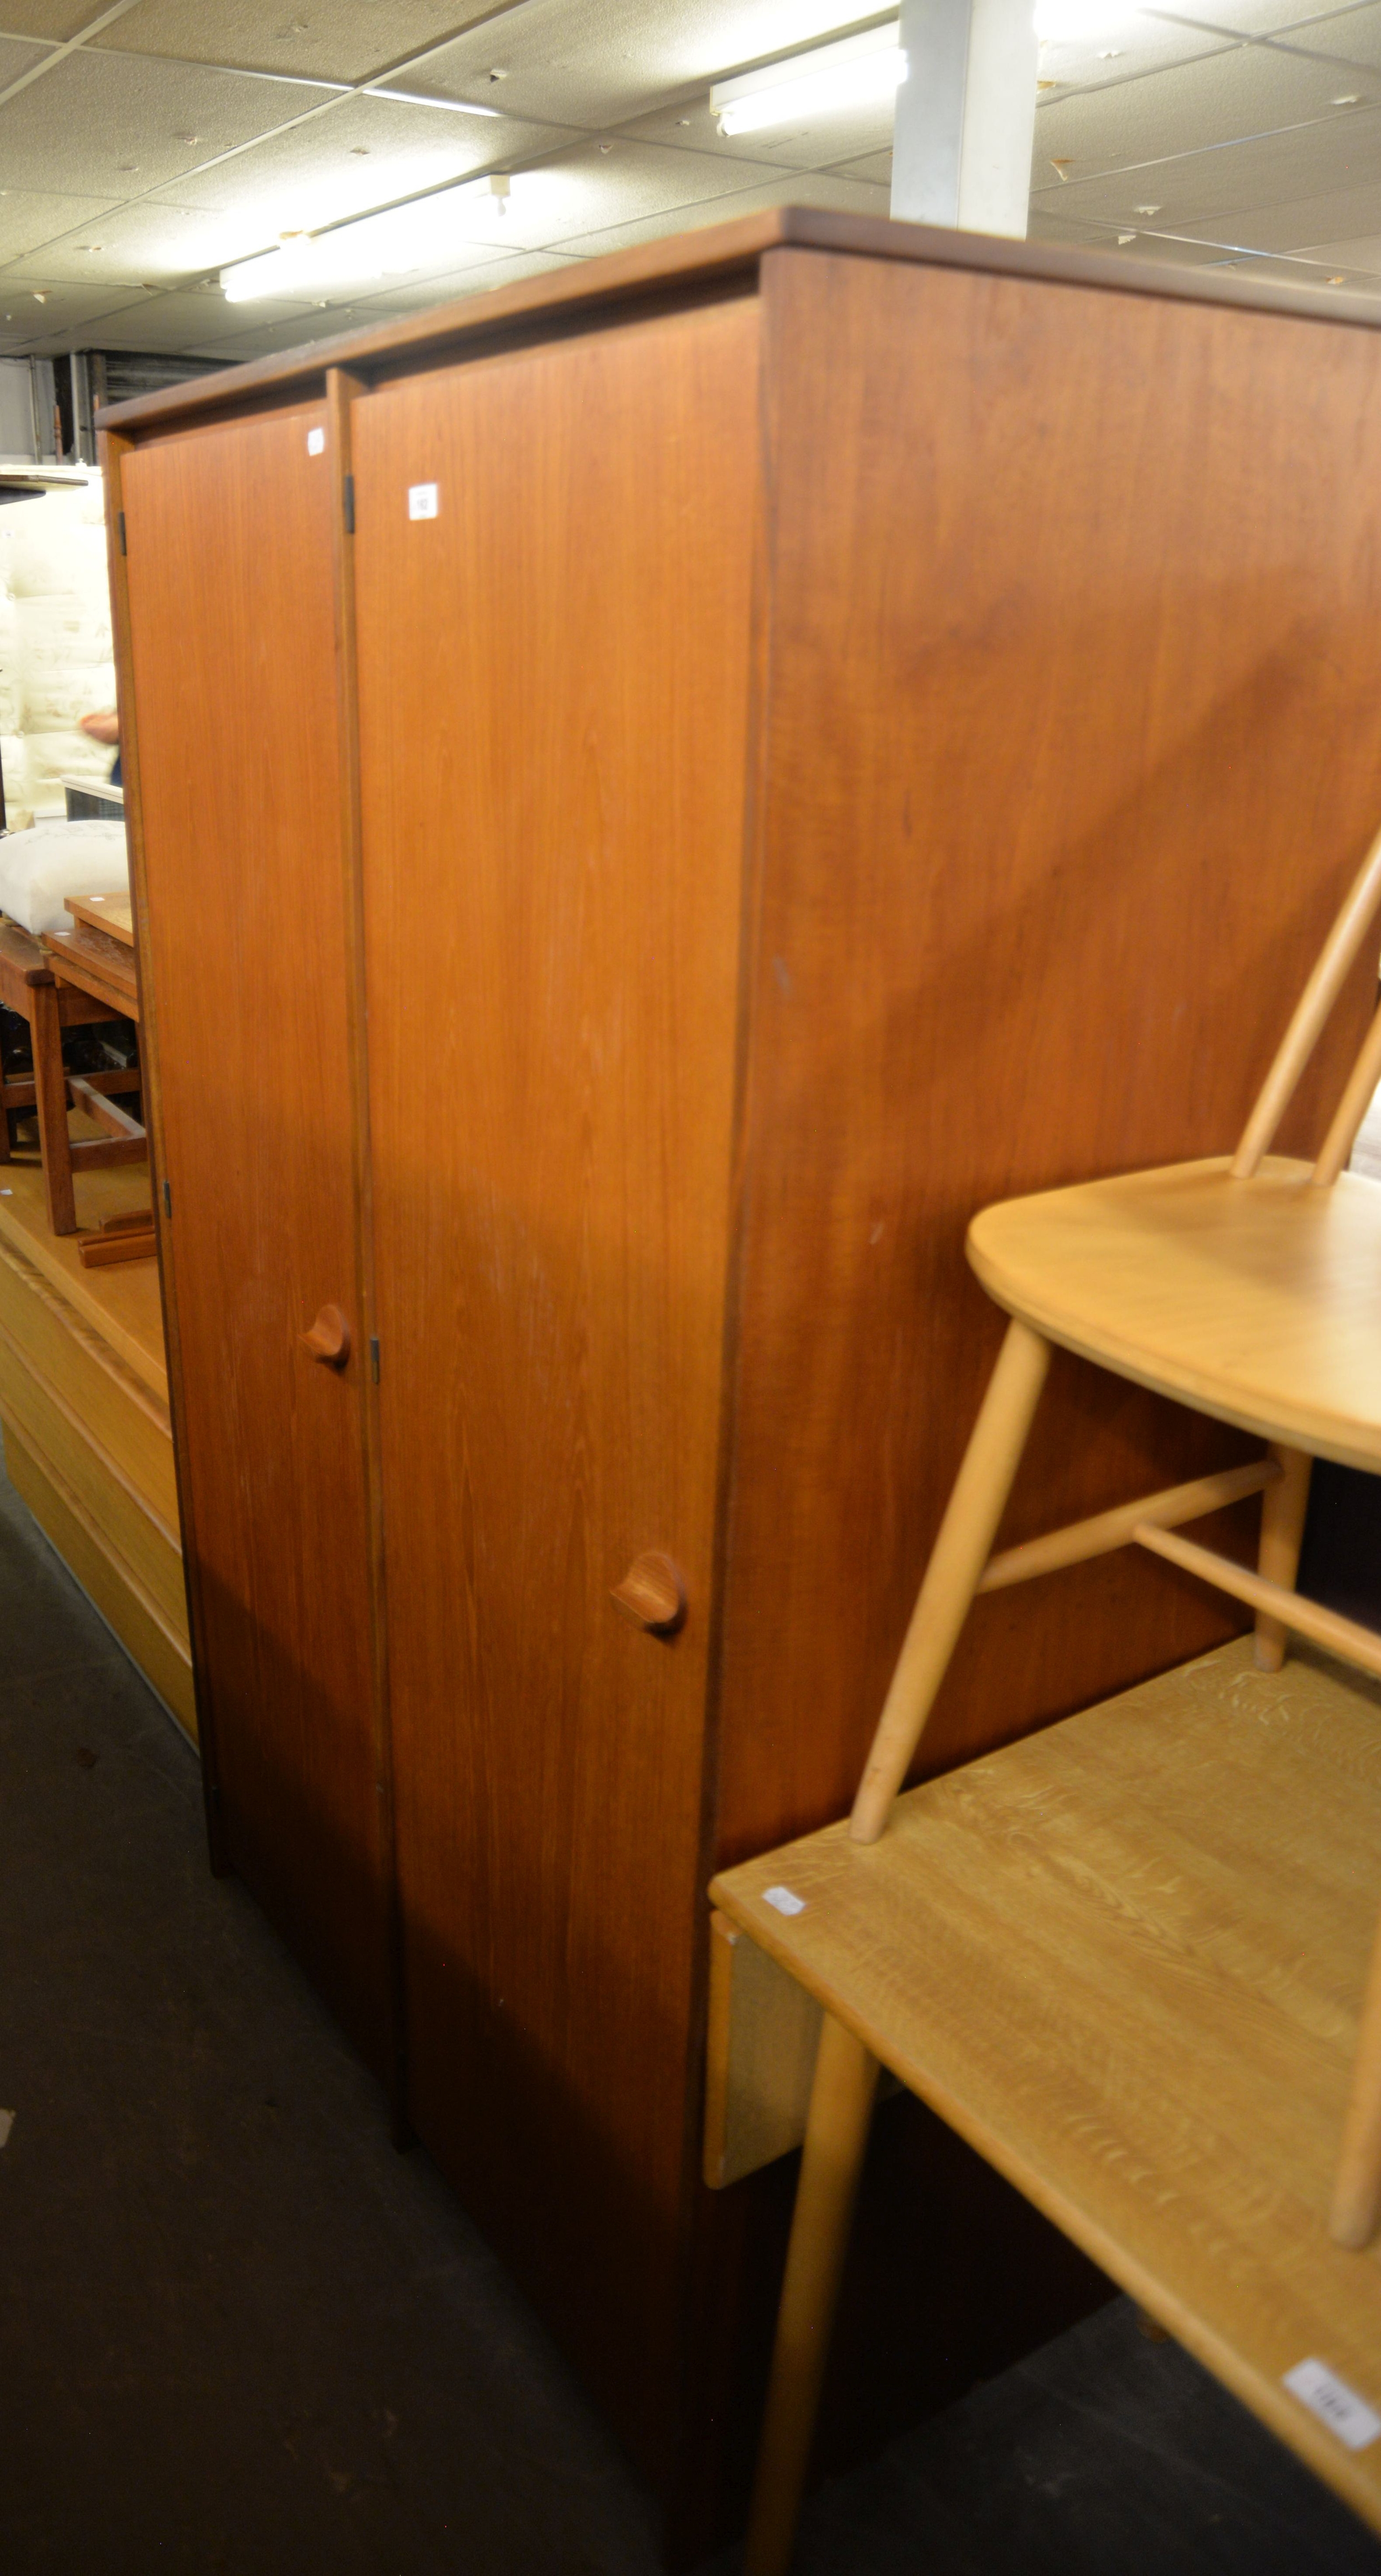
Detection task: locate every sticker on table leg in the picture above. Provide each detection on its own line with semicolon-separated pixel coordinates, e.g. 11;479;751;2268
762;1885;806;1917
1284;2357;1381;2449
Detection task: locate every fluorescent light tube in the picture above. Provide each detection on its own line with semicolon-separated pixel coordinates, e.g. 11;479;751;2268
710;22;904;136
221;175;513;303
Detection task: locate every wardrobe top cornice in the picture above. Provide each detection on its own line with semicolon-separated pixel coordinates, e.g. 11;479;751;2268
97;203;1381;440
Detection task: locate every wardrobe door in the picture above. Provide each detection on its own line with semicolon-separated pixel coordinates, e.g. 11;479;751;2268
353;296;758;2467
121;406;389;2073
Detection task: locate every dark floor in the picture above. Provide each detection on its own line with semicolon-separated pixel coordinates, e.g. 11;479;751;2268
2;1446;1380;2576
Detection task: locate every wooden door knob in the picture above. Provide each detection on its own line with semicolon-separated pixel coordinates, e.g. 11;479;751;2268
610;1551;686;1636
299;1304;351;1369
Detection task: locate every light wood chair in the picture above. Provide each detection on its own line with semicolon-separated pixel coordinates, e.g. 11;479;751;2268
726;826;1381;2576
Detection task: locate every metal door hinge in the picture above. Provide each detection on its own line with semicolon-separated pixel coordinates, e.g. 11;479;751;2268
117;510;126;555
343;474;355;535
370;1335;381;1384
162;1177;172;1218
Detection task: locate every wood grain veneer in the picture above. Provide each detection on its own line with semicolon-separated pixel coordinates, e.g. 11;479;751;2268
711;245;1381;1866
118;403;392;2075
352;291;760;2479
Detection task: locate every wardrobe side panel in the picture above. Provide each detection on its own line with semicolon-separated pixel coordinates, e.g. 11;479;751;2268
353;295;758;2477
121;408;389;2068
718;248;1381;1859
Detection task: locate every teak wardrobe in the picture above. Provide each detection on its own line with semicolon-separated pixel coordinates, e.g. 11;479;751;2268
102;211;1381;2552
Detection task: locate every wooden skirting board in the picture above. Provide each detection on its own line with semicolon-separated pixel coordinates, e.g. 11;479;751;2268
0;1161;192;1737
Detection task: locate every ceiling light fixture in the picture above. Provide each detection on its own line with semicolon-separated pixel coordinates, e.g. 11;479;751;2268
220;173;514;302
709;22;905;136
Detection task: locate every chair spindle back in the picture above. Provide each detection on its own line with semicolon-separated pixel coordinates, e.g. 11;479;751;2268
1233;826;1381;1186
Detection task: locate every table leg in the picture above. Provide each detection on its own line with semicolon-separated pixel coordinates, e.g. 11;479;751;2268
29;984;76;1234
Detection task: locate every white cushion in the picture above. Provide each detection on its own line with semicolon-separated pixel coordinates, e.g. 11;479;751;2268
0;818;128;938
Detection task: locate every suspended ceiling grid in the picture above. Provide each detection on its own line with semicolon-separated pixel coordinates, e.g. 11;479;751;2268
1;0;1380;364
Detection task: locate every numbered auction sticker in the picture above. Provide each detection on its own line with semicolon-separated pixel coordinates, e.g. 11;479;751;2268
408;482;440;520
1284;2358;1381;2451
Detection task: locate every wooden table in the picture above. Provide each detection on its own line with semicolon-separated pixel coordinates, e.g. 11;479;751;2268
711;1639;1381;2545
35;897;152;1259
0;912;144;1240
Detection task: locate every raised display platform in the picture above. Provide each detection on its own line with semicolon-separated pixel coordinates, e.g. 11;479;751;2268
0;1152;191;1736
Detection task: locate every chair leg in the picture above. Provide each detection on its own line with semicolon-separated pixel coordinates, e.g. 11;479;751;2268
743;2014;879;2576
1254;1445;1313;1673
851;1317;1051;1843
1331;1904;1381;2248
29;984;76;1236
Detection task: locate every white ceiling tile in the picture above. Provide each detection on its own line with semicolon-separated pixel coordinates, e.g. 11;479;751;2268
83;285;320;346
1026;201;1238;254
0;2;93;36
1033;38;1364;174
420;137;790;254
88;0;502;85
618;83;897;170
348;245;585;309
141;91;579;235
1034;13;1237;102
1152;0;1359;26
372;0;900;132
1204;244;1377;282
1267;0;1381;67
173;306;377;359
1030;95;1381;219
554;167;890;259
0;199;268;285
1288;223;1381;261
0;33;50;83
0;280;149;334
1171;162;1381;236
831;145;892;181
0;48;321;193
0;186;125;262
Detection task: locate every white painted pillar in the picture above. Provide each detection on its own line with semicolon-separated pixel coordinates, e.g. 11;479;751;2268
891;0;1038;238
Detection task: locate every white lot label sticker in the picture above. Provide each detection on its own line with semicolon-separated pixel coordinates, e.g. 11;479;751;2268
1284;2358;1381;2450
408;482;439;521
762;1885;805;1917
306;427;325;456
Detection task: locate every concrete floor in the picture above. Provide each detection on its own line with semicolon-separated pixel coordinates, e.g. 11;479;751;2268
2;1439;1379;2576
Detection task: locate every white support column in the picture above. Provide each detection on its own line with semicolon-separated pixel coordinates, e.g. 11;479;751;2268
891;0;1038;238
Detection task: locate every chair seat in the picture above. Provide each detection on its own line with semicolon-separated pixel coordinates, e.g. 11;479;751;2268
967;1154;1381;1473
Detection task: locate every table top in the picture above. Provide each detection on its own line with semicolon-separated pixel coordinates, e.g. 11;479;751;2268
66;893;134;948
712;1638;1381;2538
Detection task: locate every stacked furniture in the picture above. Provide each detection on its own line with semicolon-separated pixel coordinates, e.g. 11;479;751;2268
0;1160;190;1731
101;210;1381;2550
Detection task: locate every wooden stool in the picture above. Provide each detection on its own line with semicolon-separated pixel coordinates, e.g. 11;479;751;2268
0;901;146;1237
